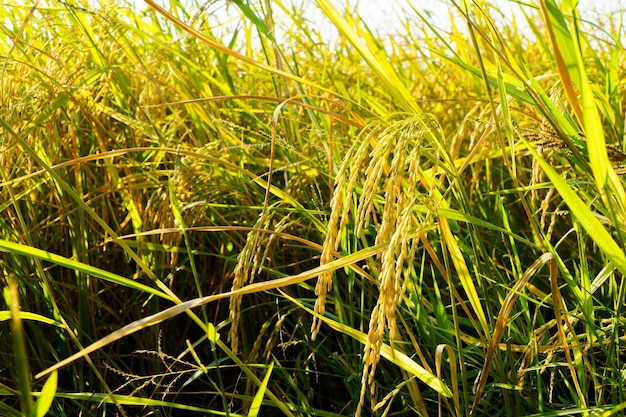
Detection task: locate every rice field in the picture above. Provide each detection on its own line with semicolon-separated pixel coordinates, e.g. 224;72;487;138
1;0;625;415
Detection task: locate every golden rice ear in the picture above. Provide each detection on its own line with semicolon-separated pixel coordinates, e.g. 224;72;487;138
229;227;262;354
311;127;371;339
310;167;343;340
313;115;446;416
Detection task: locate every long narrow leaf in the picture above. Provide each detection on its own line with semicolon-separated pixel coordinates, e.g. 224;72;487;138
0;239;172;301
314;0;420;113
526;145;626;277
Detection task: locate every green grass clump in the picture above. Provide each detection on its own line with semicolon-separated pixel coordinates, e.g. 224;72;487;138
0;0;625;415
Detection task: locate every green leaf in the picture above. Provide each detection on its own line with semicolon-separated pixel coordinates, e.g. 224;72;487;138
230;0;271;38
248;362;274;417
32;371;57;417
0;239;173;301
0;311;62;327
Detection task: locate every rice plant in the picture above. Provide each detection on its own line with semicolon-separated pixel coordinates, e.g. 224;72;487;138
0;0;625;415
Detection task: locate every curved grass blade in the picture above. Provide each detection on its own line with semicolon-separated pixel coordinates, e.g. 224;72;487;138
3;272;33;416
526;145;626;277
470;253;554;416
44;392;246;416
35;244;385;380
314;0;420;113
440;217;489;337
32;371;57;417
0;311;62;327
248;361;274;417
0;239;173;301
279;289;453;399
539;0;583;122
